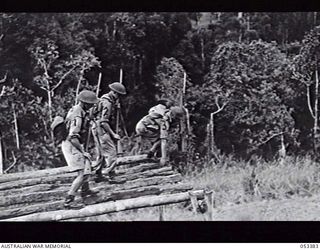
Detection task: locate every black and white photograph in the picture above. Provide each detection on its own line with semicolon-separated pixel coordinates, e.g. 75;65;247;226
0;11;320;231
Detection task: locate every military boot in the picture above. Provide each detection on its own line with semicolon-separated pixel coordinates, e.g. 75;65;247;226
108;169;116;178
94;170;109;183
81;182;99;198
64;195;81;209
147;150;156;159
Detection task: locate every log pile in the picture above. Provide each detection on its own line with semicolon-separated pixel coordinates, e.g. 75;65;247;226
0;154;195;221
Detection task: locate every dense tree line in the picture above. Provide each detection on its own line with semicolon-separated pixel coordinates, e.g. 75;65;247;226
1;12;320;173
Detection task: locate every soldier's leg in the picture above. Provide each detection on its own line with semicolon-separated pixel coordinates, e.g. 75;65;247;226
94;156;106;176
130;135;142;155
64;170;84;207
81;159;99;197
148;139;161;158
105;155;117;176
68;170;84;196
94;131;113;182
101;132;117;176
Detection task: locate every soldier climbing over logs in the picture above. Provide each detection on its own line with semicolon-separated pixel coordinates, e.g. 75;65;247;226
51;90;99;209
91;82;127;183
132;99;186;167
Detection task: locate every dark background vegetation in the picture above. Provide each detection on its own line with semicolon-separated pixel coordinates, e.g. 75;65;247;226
1;12;320;172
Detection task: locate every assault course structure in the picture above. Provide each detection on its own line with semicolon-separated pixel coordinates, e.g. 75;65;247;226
0;154;214;221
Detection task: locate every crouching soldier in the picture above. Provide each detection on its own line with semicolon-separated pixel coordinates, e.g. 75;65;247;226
51;90;99;209
134;102;186;166
91;82;127;183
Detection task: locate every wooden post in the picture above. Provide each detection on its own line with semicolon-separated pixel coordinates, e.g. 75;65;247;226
96;72;102;97
85;73;102;152
204;190;214;221
119;68;123;84
189;191;199;214
158;205;165;221
180;72;187;152
116;69;123;156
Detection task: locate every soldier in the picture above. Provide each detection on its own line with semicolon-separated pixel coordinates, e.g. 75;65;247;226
91;82;127;183
134;103;186;166
131;99;171;155
51;90;99;209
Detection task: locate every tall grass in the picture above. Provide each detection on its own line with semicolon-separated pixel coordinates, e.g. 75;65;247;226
81;155;320;221
185;155;320;204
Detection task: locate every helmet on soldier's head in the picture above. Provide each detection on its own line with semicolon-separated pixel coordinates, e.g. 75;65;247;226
77;90;99;104
109;82;127;95
157;99;174;108
170;106;186;119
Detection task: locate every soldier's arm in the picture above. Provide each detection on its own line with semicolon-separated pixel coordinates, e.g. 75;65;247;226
100;100;118;138
69;137;85;154
159;119;169;166
68;116;86;154
100;121;118;138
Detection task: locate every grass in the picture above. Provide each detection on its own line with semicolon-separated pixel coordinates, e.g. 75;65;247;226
74;155;320;221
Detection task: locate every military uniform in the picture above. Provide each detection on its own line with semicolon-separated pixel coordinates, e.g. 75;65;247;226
135;104;171;144
52;90;99;208
92;92;117;169
62;104;91;175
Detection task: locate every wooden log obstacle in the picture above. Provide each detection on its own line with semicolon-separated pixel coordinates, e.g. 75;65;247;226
0;154;214;221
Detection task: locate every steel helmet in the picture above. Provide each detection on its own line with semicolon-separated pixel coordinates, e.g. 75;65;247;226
157;98;174;108
77;90;99;104
170;106;186;119
109;82;127;95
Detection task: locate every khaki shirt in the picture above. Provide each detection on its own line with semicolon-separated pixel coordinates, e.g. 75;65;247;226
95;92;117;125
140;105;171;139
65;104;88;143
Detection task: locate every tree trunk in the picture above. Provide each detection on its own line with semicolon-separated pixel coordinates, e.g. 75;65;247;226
0;173;181;208
0;154;155;184
0;167;174;198
12;104;20;150
0;136;3;174
279;134;286;163
200;38;205;71
113;20;117;40
209;113;221;162
314;66;319;156
47;89;53;123
46;87;54;143
3;190;205;221
210;113;215;155
206;123;211;160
